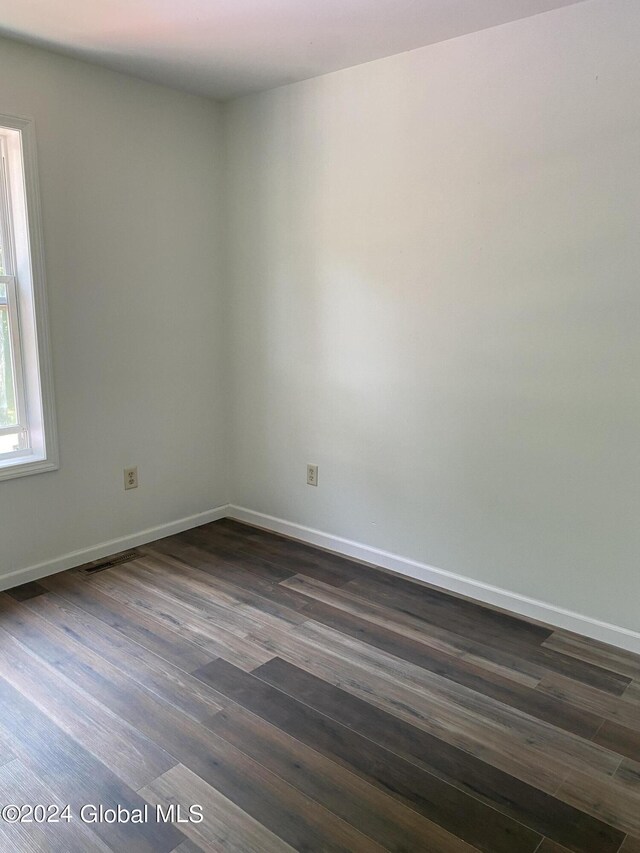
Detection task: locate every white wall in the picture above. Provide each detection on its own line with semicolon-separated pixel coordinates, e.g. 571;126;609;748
0;38;228;578
2;0;639;639
225;0;640;632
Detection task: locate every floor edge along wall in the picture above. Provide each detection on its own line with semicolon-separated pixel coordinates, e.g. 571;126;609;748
3;502;639;654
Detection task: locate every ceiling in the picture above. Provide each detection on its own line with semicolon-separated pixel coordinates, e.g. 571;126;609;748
0;0;588;100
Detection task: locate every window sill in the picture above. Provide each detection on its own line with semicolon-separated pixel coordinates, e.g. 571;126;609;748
0;453;59;482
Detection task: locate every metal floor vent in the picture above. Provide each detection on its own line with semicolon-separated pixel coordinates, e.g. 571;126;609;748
81;550;140;574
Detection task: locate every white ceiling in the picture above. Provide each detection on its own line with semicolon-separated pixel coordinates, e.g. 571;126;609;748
0;0;588;100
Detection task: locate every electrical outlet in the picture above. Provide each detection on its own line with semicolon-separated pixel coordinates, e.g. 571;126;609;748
124;466;138;490
307;464;318;486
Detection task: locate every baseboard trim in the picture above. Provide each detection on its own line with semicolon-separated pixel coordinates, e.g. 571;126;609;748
227;505;640;654
5;501;638;654
0;504;231;592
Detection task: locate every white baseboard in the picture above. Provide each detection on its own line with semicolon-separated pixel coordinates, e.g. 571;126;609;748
227;505;640;655
6;500;639;655
0;504;230;592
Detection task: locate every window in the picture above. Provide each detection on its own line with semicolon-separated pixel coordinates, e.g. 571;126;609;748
0;115;57;480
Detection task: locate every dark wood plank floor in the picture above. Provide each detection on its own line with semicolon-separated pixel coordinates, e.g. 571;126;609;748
1;518;639;852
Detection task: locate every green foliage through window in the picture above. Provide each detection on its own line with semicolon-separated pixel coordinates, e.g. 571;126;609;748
0;281;17;429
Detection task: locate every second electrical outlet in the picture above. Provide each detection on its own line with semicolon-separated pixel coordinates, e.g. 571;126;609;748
307;464;318;486
124;466;138;490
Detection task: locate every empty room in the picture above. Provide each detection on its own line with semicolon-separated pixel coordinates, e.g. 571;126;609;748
0;0;639;850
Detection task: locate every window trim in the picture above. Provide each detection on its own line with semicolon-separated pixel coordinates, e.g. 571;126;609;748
0;113;58;481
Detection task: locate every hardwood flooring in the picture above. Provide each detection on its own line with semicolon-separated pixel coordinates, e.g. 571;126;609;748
0;518;639;851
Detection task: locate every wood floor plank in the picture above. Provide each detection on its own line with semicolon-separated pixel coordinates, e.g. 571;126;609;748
151;739;390;853
283;573;550;689
208;702;480;852
0;593;231;743
139;728;389;853
543;632;640;681
0;593;380;852
193;519;365;587
343;576;632;696
620;836;640;852
0;601;177;789
0;519;636;853
139;763;296;853
214;519;383;589
144;539;315;613
172;841;205;853
624;680;640;704
40;570;215;672
615;758;640;787
0;729;15;768
284;573;539;683
253;656;624;853
105;561;272;638
593;721;640;764
83;568;274;671
460;646;544;687
556;770;640;837
20;591;227;723
0;759;111;853
243;627;574;792
342;571;553;648
123;556;305;636
194;657;544;853
254;620;619;793
171;528;297;583
138;551;307;626
282;619;621;784
536;841;574;853
537;672;640;732
299;596;603;739
0;675;185;853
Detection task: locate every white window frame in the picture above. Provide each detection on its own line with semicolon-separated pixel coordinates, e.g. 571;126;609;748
0;114;58;481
